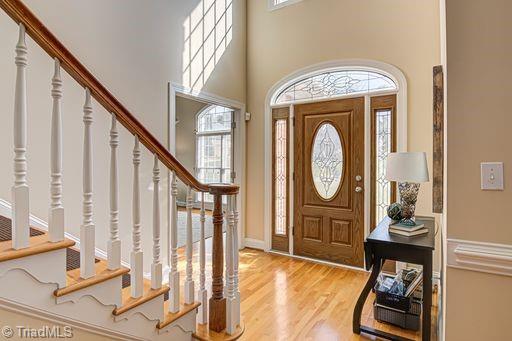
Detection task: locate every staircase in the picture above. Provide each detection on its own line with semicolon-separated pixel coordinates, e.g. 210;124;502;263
0;0;243;339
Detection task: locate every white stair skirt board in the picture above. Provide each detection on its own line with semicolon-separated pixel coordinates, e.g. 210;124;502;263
113;294;165;323
447;239;512;277
157;308;197;337
55;276;122;307
0;249;66;288
0;270;195;340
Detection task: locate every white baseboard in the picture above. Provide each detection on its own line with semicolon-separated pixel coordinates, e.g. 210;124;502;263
447;238;512;277
243;238;265;250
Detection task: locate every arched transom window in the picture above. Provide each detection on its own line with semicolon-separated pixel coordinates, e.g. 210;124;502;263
274;70;397;104
196;105;233;202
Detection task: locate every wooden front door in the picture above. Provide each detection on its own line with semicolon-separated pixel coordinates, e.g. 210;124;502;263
294;97;365;267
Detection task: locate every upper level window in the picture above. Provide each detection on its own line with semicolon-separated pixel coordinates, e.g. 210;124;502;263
268;0;304;11
196;105;233;202
274;70;397;104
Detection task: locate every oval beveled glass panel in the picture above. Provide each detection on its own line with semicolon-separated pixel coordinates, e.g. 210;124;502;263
311;123;344;200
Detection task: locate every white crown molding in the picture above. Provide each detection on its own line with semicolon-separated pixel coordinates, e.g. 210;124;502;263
447;239;512;277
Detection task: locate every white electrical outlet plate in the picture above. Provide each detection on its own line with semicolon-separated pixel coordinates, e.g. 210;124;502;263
481;162;504;190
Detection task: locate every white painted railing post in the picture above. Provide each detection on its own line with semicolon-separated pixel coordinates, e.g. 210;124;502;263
197;192;208;324
131;136;143;298
107;114;121;270
226;195;236;334
151;155;162;289
49;58;64;243
184;186;195;304
12;23;29;249
233;194;241;326
80;88;95;279
169;172;180;313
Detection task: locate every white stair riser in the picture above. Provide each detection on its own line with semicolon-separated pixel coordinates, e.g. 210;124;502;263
0;249;66;287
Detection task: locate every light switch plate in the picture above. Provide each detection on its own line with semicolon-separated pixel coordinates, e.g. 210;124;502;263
481;162;504;190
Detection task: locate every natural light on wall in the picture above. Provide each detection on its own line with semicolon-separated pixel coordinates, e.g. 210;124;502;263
183;0;233;90
269;0;303;11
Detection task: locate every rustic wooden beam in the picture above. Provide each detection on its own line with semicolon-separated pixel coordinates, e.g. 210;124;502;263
432;65;444;213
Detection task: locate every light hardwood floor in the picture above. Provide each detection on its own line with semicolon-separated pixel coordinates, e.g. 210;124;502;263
178;243;437;341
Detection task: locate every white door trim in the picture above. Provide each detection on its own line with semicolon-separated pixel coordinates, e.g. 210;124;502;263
168;83;246;250
263;59;408;266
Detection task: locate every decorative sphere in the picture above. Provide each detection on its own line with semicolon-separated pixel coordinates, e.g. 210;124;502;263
387;203;403;221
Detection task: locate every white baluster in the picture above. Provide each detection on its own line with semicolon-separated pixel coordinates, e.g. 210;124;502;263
151;155;162;289
197;192;208;324
12;24;29;249
80;88;95;279
184;186;195;304
226;195;236;334
168;172;180;313
107;114;121;270
233;194;241;326
131;136;143;298
49;58;64;243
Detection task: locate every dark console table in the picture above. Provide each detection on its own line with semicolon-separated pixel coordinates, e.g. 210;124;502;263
352;216;435;341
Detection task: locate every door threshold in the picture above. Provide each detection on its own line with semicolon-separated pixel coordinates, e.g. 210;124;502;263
268;250;368;273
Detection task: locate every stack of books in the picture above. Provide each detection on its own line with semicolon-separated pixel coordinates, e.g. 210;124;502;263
388;222;428;237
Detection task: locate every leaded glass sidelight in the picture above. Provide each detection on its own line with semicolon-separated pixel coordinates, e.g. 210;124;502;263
274;119;287;235
311;123;344;200
375;109;392;223
275;70;396;104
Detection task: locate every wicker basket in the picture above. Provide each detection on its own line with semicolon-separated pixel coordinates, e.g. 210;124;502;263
373;298;422;331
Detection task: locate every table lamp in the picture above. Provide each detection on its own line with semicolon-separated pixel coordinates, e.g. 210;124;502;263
386;152;429;226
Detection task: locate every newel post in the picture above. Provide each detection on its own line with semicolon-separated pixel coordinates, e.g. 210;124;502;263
209;184;239;333
209;191;226;332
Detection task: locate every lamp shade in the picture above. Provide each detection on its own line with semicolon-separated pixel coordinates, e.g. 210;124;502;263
386;152;429;183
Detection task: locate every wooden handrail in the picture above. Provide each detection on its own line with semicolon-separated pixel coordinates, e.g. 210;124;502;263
0;0;238;195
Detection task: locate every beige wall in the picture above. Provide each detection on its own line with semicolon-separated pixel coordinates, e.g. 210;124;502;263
0;0;246;270
246;0;441;254
446;0;512;339
176;97;209;202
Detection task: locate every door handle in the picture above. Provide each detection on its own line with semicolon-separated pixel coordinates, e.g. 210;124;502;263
355;186;363;193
